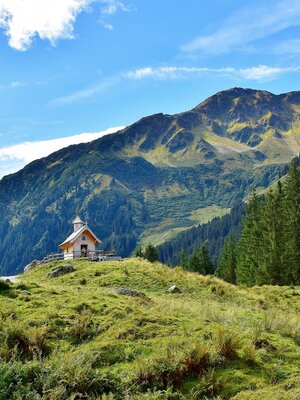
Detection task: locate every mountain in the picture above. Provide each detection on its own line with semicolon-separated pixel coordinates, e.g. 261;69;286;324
1;87;300;274
158;202;245;266
0;258;299;399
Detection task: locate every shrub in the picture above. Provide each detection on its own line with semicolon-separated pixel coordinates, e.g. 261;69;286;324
0;280;10;292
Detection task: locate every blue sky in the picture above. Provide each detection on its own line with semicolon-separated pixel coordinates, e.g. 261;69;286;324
1;0;300;177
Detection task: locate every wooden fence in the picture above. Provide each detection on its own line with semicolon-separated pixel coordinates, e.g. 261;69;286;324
41;250;118;264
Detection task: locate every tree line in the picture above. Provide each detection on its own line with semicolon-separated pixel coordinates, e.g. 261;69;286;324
217;158;300;286
151;158;300;287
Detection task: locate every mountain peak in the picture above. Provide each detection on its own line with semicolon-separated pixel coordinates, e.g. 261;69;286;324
194;87;276;111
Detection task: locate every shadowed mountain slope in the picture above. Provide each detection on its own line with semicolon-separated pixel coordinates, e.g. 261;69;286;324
0;88;299;274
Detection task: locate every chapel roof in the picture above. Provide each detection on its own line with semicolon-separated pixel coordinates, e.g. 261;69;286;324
59;225;101;248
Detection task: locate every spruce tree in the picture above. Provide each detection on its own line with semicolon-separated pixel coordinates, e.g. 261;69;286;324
284;158;300;284
236;189;264;286
187;244;214;275
257;184;286;285
144;244;159;262
134;245;144;258
216;235;237;284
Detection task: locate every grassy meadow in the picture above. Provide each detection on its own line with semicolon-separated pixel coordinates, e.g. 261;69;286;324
0;258;299;399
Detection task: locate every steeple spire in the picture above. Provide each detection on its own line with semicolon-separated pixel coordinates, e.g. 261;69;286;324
72;215;84;232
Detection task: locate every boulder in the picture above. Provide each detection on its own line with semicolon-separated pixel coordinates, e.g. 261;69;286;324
47;264;75;278
24;260;39;273
113;287;147;299
168;285;181;294
21;290;31;296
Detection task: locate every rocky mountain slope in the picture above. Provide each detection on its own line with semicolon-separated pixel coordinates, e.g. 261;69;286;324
1;88;300;274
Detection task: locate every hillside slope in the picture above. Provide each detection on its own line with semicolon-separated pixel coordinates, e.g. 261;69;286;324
0;259;299;399
1;88;300;274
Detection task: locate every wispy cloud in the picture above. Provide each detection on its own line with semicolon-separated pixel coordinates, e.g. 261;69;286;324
0;126;124;178
125;65;300;82
51;75;121;105
51;63;300;105
273;38;300;55
182;0;300;55
99;0;134;30
0;81;22;89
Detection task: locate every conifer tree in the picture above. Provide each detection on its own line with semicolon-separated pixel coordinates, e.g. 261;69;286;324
257;184;286;285
284;158;300;283
236;189;263;286
144;244;159;262
187;244;214;275
179;250;188;269
216;235;237;284
134;245;144;258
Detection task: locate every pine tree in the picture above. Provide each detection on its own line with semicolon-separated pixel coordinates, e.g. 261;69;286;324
257;184;286;285
216;235;237;284
144;244;158;262
284;158;300;284
187;244;214;275
236;189;264;286
178;250;188;269
134;245;144;258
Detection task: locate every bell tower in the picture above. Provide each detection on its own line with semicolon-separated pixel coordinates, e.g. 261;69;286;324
72;215;84;232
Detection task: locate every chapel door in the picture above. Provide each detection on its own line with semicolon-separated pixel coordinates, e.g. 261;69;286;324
81;245;88;257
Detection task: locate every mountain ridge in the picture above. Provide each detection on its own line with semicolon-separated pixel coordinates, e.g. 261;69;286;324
1;87;300;274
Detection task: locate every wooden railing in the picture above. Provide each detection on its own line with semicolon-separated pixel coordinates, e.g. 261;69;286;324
41;250;118;264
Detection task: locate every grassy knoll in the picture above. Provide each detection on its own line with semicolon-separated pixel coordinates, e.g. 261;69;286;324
0;259;299;399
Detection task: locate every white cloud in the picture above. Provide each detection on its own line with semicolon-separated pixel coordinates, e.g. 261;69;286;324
51;63;299;105
125;65;299;82
0;126;125;178
99;0;134;29
0;0;95;51
182;0;300;55
0;0;134;51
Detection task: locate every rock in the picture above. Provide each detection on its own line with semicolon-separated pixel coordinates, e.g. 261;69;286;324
168;285;181;294
21;290;31;296
113;287;147;299
24;260;39;273
47;264;75;278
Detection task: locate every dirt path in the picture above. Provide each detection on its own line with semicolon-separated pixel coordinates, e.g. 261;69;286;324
0;275;19;283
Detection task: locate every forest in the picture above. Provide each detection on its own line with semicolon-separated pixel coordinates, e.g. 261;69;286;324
158;158;300;287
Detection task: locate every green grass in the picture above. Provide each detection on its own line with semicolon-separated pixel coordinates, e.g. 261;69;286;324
0;259;299;399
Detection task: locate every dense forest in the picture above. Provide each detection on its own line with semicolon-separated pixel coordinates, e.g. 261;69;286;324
158;158;300;287
217;158;300;286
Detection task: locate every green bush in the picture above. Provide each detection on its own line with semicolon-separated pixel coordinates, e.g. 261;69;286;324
0;280;10;292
